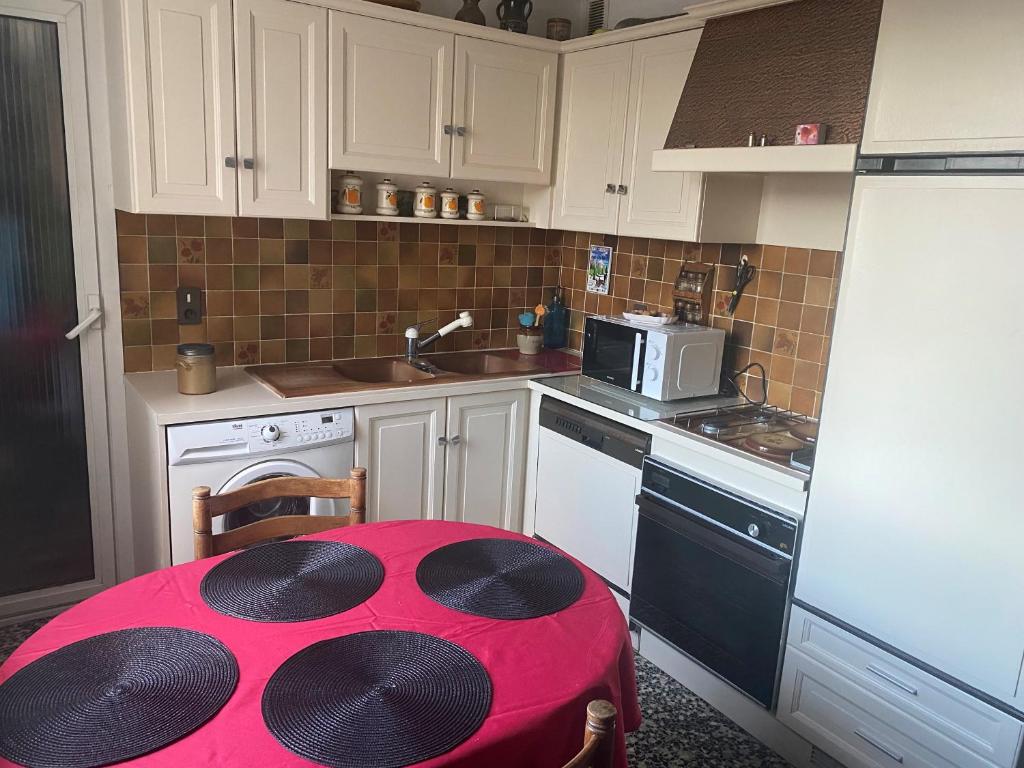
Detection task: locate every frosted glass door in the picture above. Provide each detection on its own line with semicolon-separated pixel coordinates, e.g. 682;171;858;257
0;11;114;612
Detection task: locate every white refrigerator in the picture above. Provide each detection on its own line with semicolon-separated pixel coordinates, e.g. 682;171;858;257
793;172;1024;711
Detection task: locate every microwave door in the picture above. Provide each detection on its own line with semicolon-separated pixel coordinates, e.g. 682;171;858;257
583;321;646;391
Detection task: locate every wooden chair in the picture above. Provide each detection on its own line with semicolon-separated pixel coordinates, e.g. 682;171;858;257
561;700;617;768
192;467;367;560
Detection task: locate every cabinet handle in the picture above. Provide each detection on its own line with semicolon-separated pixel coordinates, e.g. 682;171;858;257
242;157;254;170
455;126;467;137
438;436;448;446
224;156;237;168
443;124;453;136
617;185;628;195
853;729;904;764
605;183;616;194
866;664;919;696
449;435;461;446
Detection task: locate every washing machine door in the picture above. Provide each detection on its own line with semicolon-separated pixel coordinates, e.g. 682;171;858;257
216;459;336;533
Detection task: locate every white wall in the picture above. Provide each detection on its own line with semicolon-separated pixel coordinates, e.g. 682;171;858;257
417;0;586;37
417;1;699;37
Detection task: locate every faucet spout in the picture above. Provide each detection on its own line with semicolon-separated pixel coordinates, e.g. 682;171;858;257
406;312;474;360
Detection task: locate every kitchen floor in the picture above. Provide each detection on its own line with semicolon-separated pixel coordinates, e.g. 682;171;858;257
0;618;791;767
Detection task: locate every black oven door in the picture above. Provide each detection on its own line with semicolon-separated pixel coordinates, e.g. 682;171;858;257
630;494;792;707
582;318;646;392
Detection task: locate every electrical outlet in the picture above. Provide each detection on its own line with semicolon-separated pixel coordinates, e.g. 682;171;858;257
176;287;202;325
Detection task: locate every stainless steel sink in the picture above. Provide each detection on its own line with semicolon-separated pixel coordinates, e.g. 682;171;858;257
425;352;546;376
333;358;436;383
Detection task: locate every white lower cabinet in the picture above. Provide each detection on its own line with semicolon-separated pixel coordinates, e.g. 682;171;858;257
355;398;446;523
355;391;527;530
442;391;528;530
778;606;1024;768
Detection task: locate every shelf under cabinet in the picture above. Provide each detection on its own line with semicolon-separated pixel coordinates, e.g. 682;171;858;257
330;213;536;228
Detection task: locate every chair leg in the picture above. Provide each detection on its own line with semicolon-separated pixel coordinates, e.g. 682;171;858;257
349;467;367;525
192;486;213;560
585;700;617;768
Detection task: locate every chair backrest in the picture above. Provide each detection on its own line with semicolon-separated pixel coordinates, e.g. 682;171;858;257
561;700;617;768
192;467;367;560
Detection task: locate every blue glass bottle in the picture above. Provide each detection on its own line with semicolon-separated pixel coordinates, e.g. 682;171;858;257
543;287;568;349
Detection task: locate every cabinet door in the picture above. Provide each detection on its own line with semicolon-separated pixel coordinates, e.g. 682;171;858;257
235;0;328;219
861;0;1024;154
121;0;236;215
443;391;528;531
618;31;704;240
329;12;453;177
551;44;632;235
355;399;446;523
450;37;556;185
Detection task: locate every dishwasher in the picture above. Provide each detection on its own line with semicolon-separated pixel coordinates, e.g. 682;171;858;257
533;396;651;606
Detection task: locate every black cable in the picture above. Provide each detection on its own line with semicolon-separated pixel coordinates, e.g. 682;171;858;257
728;256;756;315
726;362;768;406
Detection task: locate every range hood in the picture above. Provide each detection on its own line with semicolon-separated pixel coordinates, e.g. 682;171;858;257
654;0;883;174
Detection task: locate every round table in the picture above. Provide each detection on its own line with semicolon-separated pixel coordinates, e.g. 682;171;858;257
0;521;640;768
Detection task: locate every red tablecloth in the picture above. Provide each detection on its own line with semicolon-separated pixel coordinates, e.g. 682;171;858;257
1;521;640;767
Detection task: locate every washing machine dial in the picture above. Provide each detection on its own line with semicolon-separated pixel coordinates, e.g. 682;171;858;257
261;424;281;443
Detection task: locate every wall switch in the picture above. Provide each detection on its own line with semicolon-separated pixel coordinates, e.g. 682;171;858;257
176;287;202;325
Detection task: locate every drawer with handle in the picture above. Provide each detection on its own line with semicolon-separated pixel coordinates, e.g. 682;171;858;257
785;606;1023;768
778;647;1016;768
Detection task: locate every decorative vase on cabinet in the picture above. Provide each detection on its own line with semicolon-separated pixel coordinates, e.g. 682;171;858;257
496;0;532;33
455;0;485;25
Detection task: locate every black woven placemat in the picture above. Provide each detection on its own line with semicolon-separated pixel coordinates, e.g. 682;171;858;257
263;630;491;768
200;540;384;622
416;538;584;619
0;627;237;768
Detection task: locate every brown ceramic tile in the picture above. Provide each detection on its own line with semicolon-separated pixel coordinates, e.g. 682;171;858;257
804;276;832;307
259;219;284;239
261;339;286;363
207;265;233;291
122;346;152;373
808;249;837;278
261;290;285;315
150;292;177;320
115;210;146;235
259;265;284;290
233;238;259;264
119;265;148;292
776;301;803;331
176;215;204;237
206;238;233;264
259;239;284;264
118;236;147;264
784;247;811;275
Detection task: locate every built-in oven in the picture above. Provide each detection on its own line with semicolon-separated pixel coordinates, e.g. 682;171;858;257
630;457;797;708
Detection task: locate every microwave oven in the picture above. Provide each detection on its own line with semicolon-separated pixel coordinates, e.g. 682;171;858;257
581;316;725;401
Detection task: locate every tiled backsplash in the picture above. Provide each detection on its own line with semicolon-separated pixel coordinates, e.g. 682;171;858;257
115;211;561;374
558;233;839;417
115;211;838;417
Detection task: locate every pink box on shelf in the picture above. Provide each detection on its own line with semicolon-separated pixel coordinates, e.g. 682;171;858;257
794;123;829;145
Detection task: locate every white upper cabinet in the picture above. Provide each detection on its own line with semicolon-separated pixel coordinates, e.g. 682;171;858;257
552;31;707;239
862;0;1024;155
114;0;237;216
235;0;328;218
451;37;557;185
552;43;632;235
618;31;703;240
329;13;453;177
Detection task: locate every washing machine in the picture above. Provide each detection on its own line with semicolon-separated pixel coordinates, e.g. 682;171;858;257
166;408;354;565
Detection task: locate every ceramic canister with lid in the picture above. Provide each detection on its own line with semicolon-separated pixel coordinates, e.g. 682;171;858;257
176;343;216;395
414;181;438;218
340;172;363;214
466;189;486;220
376;178;399;215
440;188;460;219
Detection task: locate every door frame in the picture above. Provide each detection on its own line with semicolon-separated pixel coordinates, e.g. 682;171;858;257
0;0;132;622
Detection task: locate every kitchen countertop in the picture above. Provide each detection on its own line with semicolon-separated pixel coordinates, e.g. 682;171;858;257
126;349;579;426
527;375;810;517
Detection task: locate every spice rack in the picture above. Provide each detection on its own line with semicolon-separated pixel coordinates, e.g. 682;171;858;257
672;262;714;325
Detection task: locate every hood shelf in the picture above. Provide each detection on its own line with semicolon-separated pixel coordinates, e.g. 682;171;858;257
652;144;859;174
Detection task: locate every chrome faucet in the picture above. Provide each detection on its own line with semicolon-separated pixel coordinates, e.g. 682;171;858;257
405;311;474;364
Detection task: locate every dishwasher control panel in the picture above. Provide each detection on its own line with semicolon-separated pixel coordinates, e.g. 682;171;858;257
539;396;650;469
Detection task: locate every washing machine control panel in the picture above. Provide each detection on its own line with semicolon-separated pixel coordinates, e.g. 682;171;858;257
246;409;354;453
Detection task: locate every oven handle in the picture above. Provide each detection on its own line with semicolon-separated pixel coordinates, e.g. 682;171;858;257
637;496;791;583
